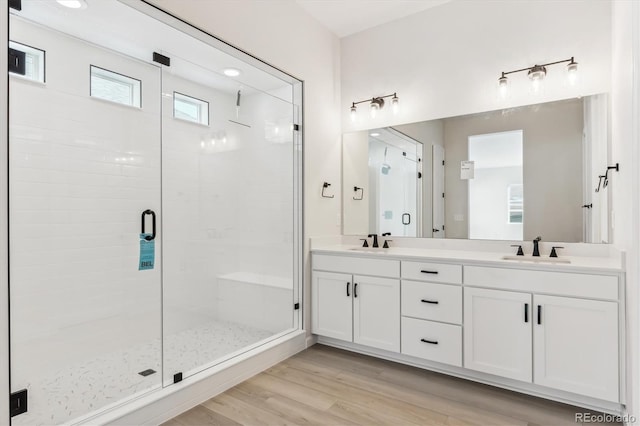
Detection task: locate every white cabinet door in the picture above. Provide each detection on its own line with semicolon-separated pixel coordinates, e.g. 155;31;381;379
311;271;353;341
464;287;532;382
353;275;400;352
533;295;619;402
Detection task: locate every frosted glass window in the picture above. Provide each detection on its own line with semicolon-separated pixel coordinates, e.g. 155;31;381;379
174;92;209;125
90;65;141;108
9;41;45;83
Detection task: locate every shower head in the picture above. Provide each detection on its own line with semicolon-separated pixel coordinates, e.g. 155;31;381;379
236;90;241;107
229;88;251;127
381;147;391;175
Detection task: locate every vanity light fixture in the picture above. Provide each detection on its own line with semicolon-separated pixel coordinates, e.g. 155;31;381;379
349;93;399;121
497;57;578;95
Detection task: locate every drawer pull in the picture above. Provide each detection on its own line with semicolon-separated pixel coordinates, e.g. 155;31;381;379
421;299;439;304
420;338;438;345
420;270;439;274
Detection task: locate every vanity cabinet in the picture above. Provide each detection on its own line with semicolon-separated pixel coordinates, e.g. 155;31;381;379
311;257;400;352
400;260;463;366
463;267;620;402
463;287;532;381
533;295;618;402
311;251;623;410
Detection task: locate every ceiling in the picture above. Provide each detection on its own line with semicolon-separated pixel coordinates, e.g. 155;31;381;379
295;0;452;38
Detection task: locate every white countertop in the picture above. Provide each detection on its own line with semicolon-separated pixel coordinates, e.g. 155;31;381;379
311;244;624;274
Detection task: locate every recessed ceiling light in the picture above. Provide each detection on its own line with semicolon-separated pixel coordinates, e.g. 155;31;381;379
56;0;88;9
370;132;380;137
223;68;241;77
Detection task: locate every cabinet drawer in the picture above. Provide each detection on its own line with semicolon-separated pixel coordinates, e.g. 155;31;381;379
401;280;462;324
464;266;618;300
401;317;462;367
402;261;462;284
313;254;400;278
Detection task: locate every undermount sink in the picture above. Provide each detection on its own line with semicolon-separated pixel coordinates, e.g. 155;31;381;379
502;255;571;264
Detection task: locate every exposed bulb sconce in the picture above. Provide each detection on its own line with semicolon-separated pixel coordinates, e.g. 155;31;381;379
497;57;578;96
349;93;399;121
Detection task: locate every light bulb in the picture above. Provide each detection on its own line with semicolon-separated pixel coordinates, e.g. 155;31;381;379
567;59;578;86
498;74;508;99
370;102;379;118
391;94;399;115
350;104;357;122
528;65;546;93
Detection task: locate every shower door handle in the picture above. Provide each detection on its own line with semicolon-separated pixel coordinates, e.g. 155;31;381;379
402;213;411;225
141;209;156;241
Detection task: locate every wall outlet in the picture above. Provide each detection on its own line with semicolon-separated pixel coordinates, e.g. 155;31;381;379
454;214;464;222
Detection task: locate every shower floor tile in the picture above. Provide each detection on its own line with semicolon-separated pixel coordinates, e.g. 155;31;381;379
12;320;273;426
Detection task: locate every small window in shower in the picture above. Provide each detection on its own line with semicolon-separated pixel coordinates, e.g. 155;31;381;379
173;92;209;126
9;41;45;83
90;65;141;108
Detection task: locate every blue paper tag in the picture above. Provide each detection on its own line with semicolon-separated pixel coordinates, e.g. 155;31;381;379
139;233;155;270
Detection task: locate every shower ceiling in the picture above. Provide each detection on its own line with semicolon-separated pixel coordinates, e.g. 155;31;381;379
14;0;293;102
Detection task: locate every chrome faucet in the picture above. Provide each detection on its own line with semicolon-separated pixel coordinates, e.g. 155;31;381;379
532;236;542;257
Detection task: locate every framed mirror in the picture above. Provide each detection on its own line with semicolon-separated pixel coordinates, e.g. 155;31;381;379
342;94;611;243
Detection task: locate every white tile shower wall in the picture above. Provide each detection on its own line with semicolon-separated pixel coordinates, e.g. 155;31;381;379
161;70;295;337
9;17;162;402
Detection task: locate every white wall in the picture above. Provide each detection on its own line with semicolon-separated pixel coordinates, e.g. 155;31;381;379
611;1;640;422
145;0;343;340
341;0;611;133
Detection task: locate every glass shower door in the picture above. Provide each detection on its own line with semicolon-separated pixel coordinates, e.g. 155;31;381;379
9;16;162;425
161;53;298;384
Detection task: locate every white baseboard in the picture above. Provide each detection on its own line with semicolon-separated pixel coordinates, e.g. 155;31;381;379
76;330;306;426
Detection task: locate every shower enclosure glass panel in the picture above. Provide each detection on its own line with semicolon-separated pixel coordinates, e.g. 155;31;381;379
9;14;162;426
161;53;297;383
9;1;301;424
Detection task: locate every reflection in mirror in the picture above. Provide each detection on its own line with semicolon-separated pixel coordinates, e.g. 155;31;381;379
343;128;422;237
343;94;610;243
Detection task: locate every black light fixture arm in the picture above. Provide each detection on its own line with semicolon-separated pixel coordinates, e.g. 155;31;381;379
500;57;576;77
351;92;397;107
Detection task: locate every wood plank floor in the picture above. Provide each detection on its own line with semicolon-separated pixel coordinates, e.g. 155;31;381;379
164;344;620;426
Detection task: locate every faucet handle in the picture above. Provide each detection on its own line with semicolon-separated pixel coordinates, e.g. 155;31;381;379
382;232;391;237
359;238;369;248
383;239;393;249
550;246;564;258
510;244;524;256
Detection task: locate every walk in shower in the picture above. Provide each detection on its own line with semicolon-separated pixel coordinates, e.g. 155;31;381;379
8;1;302;424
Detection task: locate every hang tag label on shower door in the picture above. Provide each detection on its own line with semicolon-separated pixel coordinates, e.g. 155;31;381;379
139;233;155;271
